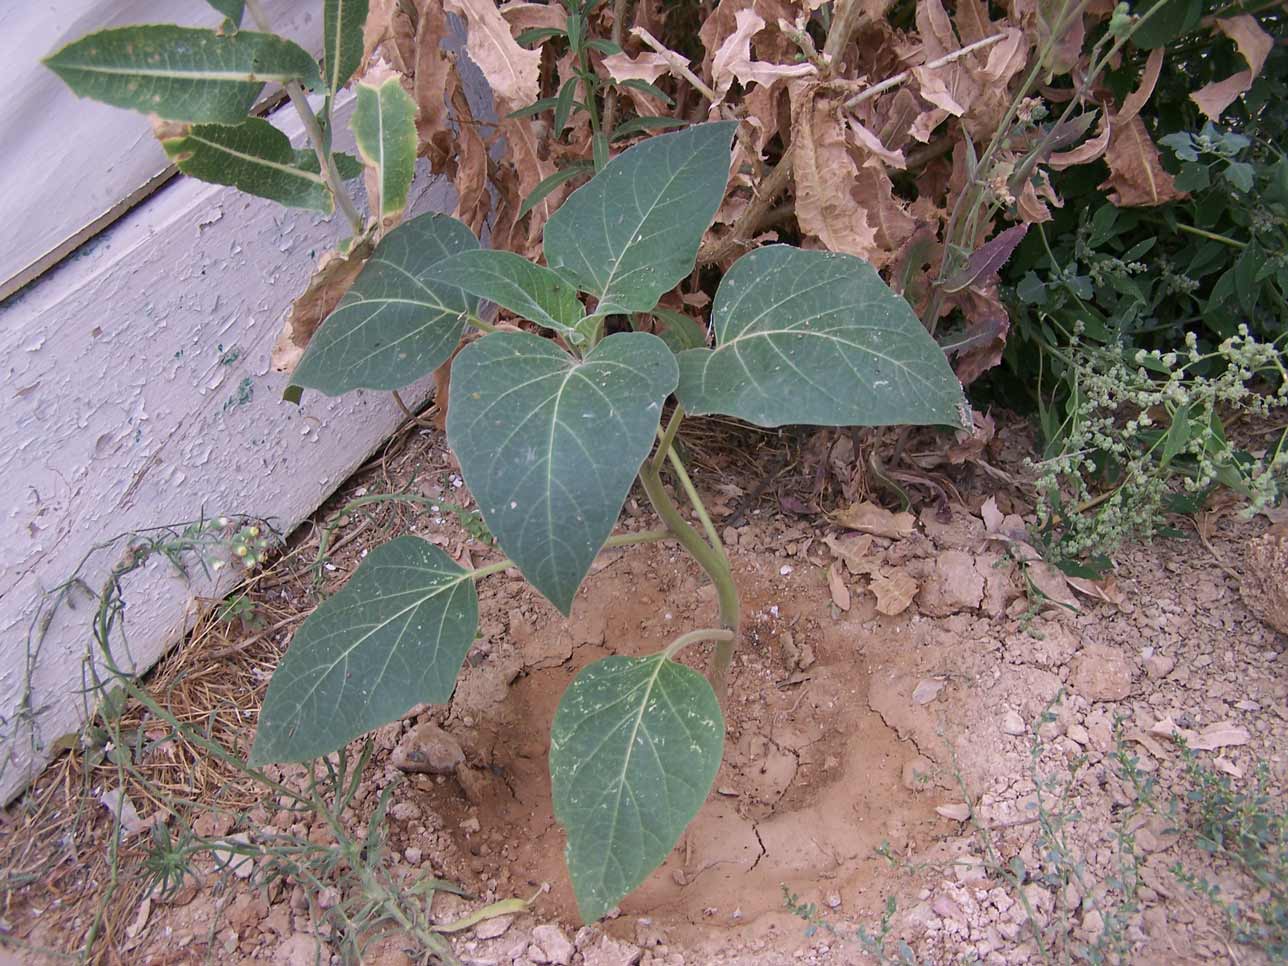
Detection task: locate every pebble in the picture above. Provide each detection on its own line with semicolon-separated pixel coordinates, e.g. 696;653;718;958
391;722;465;775
475;914;513;940
531;924;575;965
1001;710;1026;736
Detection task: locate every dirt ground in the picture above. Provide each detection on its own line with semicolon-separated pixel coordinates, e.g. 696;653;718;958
1;413;1285;965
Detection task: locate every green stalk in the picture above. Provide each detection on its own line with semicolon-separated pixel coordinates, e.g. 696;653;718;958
638;455;740;702
464;528;673;583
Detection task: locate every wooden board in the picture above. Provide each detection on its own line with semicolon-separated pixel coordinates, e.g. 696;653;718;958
1;0;325;297
0;91;466;804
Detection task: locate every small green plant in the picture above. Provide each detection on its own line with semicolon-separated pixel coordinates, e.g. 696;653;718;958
783;887;918;964
1173;752;1287;958
45;0;969;924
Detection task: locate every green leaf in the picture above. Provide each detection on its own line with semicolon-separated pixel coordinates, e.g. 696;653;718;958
446;331;677;614
610;116;687;140
44;26;322;123
249;536;478;765
160;118;333;212
206;0;244;24
1160;403;1192;468
549;653;724;922
1131;0;1202;48
324;0;368;93
352;74;418;220
293;213;479;395
585;39;624;55
675;246;967;429
554;76;579;133
516;27;566;47
1223;161;1254;193
331;151;364;180
647;308;708;353
519;162;594;217
507;96;561;119
544;121;736;315
428;250;585;340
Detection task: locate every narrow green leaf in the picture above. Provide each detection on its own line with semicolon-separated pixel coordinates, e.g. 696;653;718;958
446;331;677;613
206;0;244;25
507;96;561;119
160;118;332;212
1160;403;1191;468
352;74;418;220
428;250;585;340
584;38;623;55
617;79;673;106
249;536;479;765
676;246;967;429
554;76;579;133
610;116;687;141
544;121;736;315
324;0;369;93
550;653;724;922
293;213;479;395
519;162;594;217
516;27;566;47
44;26;322;123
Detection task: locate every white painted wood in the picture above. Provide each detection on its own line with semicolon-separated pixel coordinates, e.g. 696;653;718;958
1;0;324;294
0;87;473;803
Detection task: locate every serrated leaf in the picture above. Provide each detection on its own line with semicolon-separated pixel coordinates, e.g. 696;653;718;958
428;250;585;340
352;74;418;220
250;536;478;765
446;331;677;613
159;118;333;212
292;213;479;395
675;246;966;429
543;121;736;315
324;0;368;93
44;26;321;123
550;653;724;922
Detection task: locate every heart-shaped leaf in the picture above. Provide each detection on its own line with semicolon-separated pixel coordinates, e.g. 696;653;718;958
429;250;585;342
292;213;479;395
44;26;322;123
543;121;736;315
352;72;417;221
446;331;677;613
676;246;968;429
324;0;368;93
550;654;724;922
250;536;478;765
159;118;334;212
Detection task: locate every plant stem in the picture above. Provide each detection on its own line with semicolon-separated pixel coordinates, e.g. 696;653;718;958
666;448;726;559
600;0;631;135
1174;222;1248;249
653;405;685;471
243;0;364;236
638;460;740;701
662;628;734;662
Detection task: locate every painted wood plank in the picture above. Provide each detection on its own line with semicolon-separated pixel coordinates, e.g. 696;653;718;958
0;87;469;804
1;0;324;296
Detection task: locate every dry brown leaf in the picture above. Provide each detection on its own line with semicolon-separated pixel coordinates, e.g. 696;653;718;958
711;8;814;102
791;84;881;261
871;571;918;615
955;0;999;43
499;1;567;33
911;65;967;115
979;495;1004;533
847;118;906;168
451;86;491;235
1025;560;1080;610
601;51;672;84
1191;15;1274;120
1099;114;1186;207
824;533;877;574
917;0;960;60
499;115;559;249
828;563;852;611
947;410;996;463
413;0;456;172
833;501;916;538
1119;46;1164;123
1048;117;1110;169
1064;574;1124;606
271;239;376;375
444;0;540;112
852;168;916;263
1151;717;1252;752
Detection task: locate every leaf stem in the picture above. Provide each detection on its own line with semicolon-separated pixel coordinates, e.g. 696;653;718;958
666;448;726;561
653;405;685;471
243;0;364;235
638;461;740;702
1174;222;1247;249
662;628;735;662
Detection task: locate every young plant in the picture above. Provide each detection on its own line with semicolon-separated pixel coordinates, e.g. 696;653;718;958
45;5;969;922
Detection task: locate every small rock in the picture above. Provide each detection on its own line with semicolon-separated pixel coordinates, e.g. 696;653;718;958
460;815;481;834
531;924;574;965
1001;710;1026;736
932;895;964;921
389;802;421;822
1065;723;1089;746
916;550;985;617
474;914;513;940
1079;909;1105;943
211;832;254;879
275;934;323;966
391;723;465;775
1069;644;1134;702
581;934;644;966
1144;654;1175;680
1242;523;1288;634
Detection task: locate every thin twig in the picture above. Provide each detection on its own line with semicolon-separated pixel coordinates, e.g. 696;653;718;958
601;0;632;135
391;389;437;428
843;32;1010;109
632;27;719;102
202;609;316;661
